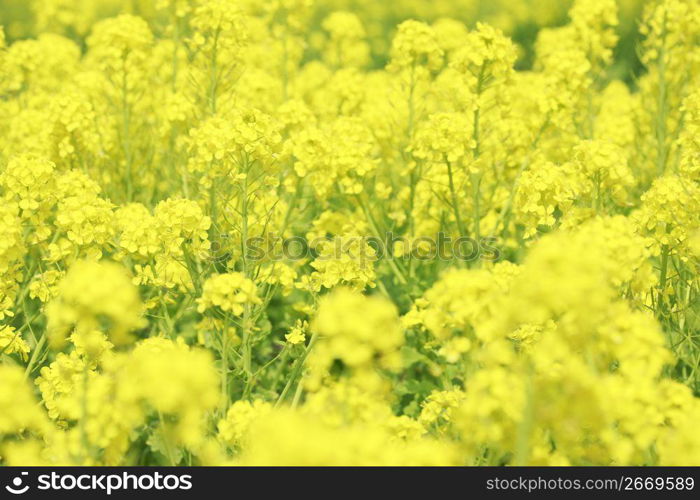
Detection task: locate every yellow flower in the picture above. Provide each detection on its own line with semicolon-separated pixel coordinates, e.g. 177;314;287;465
197;272;261;316
388;20;443;73
46;260;145;348
285;319;307;345
0;325;30;361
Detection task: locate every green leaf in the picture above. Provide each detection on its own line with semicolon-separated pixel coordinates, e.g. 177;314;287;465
146;428;183;465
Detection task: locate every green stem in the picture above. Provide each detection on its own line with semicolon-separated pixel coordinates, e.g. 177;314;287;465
513;371;534;466
356;194;408;286
23;333;46;379
120;54;134;202
472;172;482;246
658;244;670;318
208;27;221;115
220;313;231;410
655;12;669;177
446;158;467;240
158;412;178;466
275;332;318;407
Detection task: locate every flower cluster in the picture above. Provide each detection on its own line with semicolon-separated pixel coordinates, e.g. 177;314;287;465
2;0;700;467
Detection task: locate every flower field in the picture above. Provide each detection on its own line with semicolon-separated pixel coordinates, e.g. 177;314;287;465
1;0;700;466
